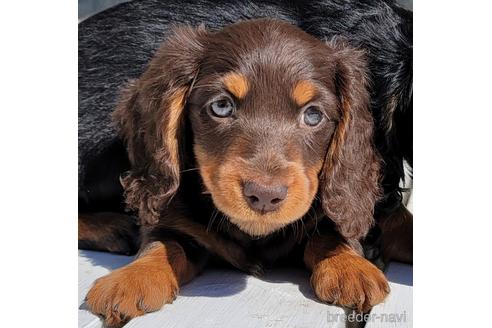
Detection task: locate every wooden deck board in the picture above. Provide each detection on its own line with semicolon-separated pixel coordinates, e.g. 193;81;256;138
79;251;412;327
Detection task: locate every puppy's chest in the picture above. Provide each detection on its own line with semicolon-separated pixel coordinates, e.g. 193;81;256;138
184;190;320;267
215;219;315;268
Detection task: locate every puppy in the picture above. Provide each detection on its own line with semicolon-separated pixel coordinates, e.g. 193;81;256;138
78;0;413;265
82;19;389;327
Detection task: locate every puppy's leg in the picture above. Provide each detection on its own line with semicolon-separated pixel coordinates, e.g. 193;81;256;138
85;238;207;327
377;204;413;264
78;212;139;255
304;231;390;312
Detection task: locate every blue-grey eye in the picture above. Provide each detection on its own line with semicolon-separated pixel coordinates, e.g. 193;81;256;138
303;106;323;126
210;98;235;118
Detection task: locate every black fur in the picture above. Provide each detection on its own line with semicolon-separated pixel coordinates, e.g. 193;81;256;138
78;0;412;228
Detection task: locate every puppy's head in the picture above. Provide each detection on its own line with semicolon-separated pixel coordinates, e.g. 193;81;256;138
114;19;380;240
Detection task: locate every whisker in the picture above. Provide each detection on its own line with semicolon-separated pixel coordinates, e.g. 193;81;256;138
207;209;219;232
180;167;200;173
304;135;318;153
293;220;300;239
299;219;307;239
218;214;230;233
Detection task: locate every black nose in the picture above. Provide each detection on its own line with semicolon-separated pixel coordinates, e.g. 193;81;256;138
243;182;288;213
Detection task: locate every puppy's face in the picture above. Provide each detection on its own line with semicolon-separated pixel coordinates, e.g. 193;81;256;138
188;21;340;236
116;18;378;240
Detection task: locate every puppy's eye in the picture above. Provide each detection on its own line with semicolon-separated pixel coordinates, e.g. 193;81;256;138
303;106;323;126
210;99;235;118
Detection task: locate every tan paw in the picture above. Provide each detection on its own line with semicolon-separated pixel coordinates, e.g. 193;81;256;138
311;253;390;312
85;262;178;327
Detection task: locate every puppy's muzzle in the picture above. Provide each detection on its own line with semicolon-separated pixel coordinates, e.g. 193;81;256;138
242;181;288;213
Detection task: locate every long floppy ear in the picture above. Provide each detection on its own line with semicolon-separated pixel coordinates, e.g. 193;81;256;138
320;42;381;241
112;26;207;225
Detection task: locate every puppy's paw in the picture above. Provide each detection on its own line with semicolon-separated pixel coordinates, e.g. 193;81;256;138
85;262;178;327
311;254;389;312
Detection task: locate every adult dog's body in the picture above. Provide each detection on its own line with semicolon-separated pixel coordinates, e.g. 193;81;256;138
79;1;412;327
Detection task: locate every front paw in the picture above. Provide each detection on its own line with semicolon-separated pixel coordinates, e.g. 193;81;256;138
311;253;390;312
85;262;178;327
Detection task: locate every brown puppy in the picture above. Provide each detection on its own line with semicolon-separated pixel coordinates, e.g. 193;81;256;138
84;19;389;327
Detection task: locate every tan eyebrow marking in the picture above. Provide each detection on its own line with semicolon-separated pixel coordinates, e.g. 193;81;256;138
292;80;317;107
222;72;249;99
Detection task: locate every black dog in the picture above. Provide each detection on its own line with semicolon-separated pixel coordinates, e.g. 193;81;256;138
79;0;412;263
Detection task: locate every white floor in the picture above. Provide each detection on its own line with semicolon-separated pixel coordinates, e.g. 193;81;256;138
78;250;412;328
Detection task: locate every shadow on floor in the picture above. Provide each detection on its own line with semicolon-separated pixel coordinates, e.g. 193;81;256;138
79;249;133;270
